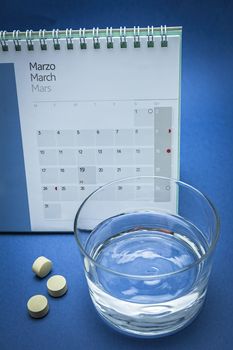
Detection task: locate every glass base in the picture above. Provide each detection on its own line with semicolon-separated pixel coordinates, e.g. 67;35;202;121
91;292;206;338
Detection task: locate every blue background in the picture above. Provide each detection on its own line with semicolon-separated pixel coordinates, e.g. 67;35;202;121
0;0;233;349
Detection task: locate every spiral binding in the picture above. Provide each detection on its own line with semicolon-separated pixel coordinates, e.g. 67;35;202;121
0;31;8;51
0;25;177;51
26;30;34;50
147;26;154;47
133;26;140;48
106;27;113;48
13;30;21;51
93;27;100;49
120;26;127;48
52;29;60;50
79;28;86;50
66;28;73;50
161;25;168;47
39;29;47;50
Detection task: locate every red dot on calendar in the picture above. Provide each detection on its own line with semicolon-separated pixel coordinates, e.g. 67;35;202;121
166;148;171;153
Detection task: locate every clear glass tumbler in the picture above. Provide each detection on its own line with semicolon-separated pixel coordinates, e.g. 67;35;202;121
74;176;219;338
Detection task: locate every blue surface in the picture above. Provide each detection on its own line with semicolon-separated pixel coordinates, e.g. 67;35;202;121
0;0;233;349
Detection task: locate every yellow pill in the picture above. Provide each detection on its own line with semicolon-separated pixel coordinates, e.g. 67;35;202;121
32;256;52;278
27;295;49;319
47;275;67;297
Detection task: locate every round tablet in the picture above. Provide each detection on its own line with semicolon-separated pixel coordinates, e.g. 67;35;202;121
27;295;49;319
32;256;52;278
47;275;67;297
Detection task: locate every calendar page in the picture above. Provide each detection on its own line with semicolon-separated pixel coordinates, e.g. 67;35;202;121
0;30;181;231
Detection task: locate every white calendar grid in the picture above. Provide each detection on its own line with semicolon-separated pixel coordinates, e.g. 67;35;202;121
37;106;173;220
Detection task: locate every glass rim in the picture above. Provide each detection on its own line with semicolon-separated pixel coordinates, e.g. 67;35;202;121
74;176;220;279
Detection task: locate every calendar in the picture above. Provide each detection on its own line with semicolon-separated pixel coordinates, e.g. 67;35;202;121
0;26;182;231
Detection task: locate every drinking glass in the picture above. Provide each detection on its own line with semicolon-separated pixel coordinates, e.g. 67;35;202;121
74;176;219;338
